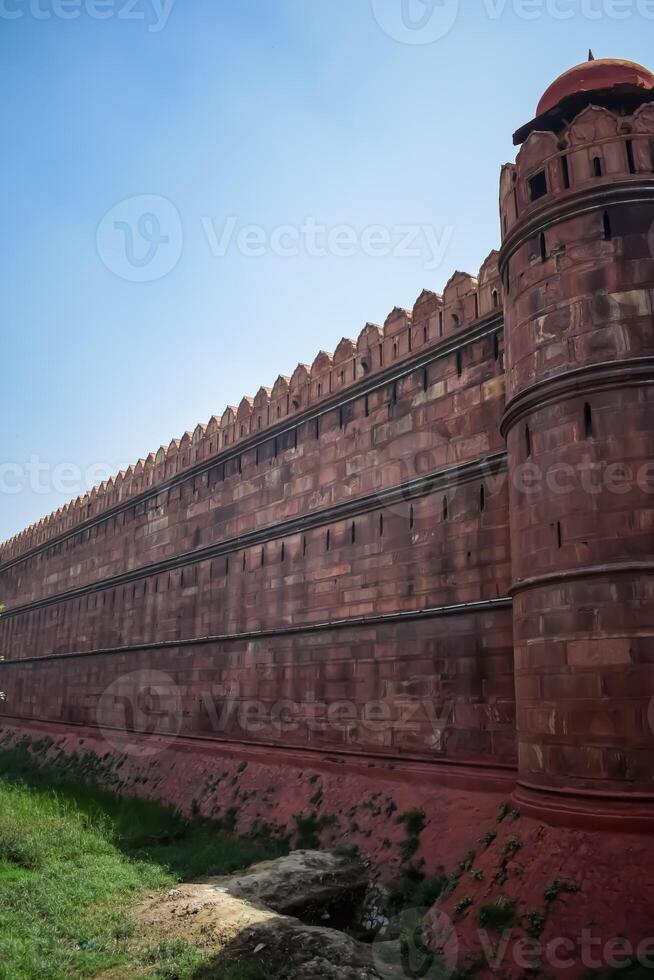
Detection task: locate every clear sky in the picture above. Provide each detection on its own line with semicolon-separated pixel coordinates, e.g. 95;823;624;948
0;0;650;542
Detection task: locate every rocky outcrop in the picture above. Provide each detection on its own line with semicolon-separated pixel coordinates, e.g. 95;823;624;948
136;849;381;979
207;848;368;918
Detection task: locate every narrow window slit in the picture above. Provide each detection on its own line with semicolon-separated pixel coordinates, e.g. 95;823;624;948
626;139;636;174
603;210;612;241
584;402;594;438
561;154;570;189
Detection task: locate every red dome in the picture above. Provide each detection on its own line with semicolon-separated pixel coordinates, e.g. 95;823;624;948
537;58;654;116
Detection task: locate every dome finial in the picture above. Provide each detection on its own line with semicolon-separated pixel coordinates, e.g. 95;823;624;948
588;48;595;61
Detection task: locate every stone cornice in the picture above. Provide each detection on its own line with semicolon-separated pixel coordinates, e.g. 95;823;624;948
0;595;512;666
500;356;654;437
498;179;654;273
510;560;654;596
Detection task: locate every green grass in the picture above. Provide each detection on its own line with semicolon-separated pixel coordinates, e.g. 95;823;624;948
0;745;285;980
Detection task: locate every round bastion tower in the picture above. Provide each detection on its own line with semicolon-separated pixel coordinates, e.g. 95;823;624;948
499;58;654;829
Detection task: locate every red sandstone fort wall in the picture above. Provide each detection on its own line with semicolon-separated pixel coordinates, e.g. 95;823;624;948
0;257;516;769
2;82;654;826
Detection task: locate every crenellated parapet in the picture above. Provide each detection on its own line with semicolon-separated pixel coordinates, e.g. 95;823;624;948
0;257;503;565
500;101;654;246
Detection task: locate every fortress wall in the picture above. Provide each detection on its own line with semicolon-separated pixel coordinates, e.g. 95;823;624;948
1;467;511;656
0;260;502;567
0;322;505;611
0;268;515;771
0;603;515;763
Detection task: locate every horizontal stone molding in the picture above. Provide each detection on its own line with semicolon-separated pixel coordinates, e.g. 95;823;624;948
498;180;654;273
0;314;503;575
511;560;654;595
0;597;512;666
500;356;654;436
514;782;654;834
1;451;508;620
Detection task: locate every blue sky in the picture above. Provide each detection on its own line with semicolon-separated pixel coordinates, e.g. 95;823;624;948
0;0;650;541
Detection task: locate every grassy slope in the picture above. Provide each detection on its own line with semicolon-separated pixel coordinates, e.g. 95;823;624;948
0;746;286;980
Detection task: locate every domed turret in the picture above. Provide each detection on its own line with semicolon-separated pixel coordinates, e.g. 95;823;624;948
537;56;654;116
514;53;654;145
